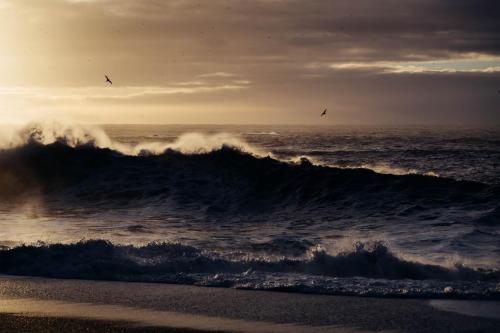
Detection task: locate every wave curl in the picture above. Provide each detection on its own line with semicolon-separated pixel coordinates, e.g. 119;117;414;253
0;126;496;215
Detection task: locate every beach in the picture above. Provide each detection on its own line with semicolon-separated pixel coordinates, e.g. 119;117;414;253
0;275;499;333
0;314;207;333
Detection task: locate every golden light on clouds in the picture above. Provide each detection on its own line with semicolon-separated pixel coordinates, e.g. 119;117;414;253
0;0;498;125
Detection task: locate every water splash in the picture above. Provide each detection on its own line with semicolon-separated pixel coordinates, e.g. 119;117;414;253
0;121;270;157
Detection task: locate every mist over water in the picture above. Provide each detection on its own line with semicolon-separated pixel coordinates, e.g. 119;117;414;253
0;122;499;299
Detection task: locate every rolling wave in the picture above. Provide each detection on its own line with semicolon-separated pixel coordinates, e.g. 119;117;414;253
0;240;497;299
0;139;496;214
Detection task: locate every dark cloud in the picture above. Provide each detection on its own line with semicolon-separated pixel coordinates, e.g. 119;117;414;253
0;0;498;124
21;0;499;62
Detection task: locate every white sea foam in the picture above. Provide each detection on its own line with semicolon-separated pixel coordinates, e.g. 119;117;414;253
330;162;439;177
0;120;270;157
1;121;443;178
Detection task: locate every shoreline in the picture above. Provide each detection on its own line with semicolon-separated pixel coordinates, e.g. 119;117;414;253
1;275;499;333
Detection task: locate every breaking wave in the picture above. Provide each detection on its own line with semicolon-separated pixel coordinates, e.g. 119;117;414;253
0;121;268;156
0;240;498;299
0;122;497;216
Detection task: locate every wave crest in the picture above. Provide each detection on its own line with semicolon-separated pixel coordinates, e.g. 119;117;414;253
0;240;498;299
0;121;268;157
0;133;495;213
0;240;497;281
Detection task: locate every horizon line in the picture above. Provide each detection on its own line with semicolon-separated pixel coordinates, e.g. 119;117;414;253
1;122;499;128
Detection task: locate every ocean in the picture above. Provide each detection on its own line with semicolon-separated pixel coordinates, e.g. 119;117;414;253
0;123;499;299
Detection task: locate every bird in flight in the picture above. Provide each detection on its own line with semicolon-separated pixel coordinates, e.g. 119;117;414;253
320;108;327;116
105;75;113;85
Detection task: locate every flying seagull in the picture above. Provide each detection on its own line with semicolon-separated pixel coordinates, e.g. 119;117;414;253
105;75;113;85
320;108;327;116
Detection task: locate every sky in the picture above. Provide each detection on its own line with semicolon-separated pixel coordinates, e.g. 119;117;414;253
0;0;499;125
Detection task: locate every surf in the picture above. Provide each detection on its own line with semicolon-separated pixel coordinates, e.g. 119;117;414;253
0;240;498;299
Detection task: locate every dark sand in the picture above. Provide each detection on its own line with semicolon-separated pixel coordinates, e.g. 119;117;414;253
0;275;499;333
0;314;219;333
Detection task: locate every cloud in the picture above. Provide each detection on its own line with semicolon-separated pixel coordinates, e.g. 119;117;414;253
8;1;500;67
233;80;251;85
0;84;249;101
1;0;499;124
198;72;236;78
318;57;500;74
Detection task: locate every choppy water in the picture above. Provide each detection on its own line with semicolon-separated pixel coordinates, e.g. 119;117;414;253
0;123;499;299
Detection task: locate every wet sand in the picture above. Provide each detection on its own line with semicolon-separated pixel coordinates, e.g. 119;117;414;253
0;275;499;333
0;313;213;333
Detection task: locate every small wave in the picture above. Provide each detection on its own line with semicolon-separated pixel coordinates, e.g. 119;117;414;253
0;240;497;299
475;207;500;225
126;225;151;233
331;162;439;177
243;131;280;136
249;238;314;257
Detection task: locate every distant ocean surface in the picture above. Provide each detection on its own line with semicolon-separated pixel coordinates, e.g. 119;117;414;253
0;123;499;299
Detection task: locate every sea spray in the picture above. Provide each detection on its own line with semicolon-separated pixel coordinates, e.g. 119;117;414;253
0;240;498;299
0;121;270;157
